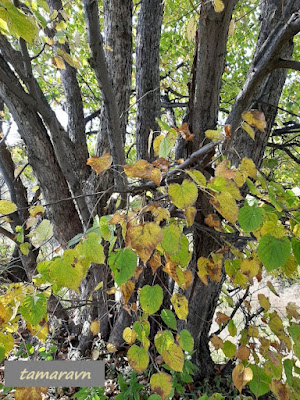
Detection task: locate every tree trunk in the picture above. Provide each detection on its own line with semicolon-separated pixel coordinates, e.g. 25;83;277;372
136;0;164;160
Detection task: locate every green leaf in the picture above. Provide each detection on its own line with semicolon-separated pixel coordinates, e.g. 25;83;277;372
108;248;137;286
169;234;191;268
161;309;177;330
291;238;300;265
289;323;300;359
186;169;206;187
30;219;53;248
178;329;194;352
228;320;237;337
133;320;150;341
284;359;293;387
127;345;149;373
161;225;181;255
223;340;236;359
139;285;163;315
257;234;291;271
19;293;47;325
77;233;105;264
168;179;198;209
248;365;271;397
238;205;264;231
154;330;174;354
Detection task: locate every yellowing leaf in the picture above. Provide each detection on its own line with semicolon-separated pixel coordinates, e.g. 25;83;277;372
29;205;44;217
27;320;48;341
127;345;149;373
126;222;162;262
240;157;257;179
234;170;248;187
162;343;184;372
123;327;138;345
0;301;13;324
205;130;223;142
123;160;162;185
148;253;162;274
210;192;238;224
233;365;253;393
171;293;188;320
57;48;80;69
186;169;206;187
258;294;270;311
19;242;30;256
270;380;289;400
145;204;170;224
241;121;255;140
242;109;266;131
153;134;164;156
15;387;48;400
213;0;225;13
87;153;112;174
228;19;235;35
0;200;17;215
150;372;173;400
121;280;135;304
0;331;14;356
204;213;222;230
52;55;65;69
215;160;235;179
168;179;198;209
90;320;100;335
241;259;259;279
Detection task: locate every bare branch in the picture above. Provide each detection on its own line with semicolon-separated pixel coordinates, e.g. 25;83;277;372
267;142;300;164
0;226;16;242
275;58;300;71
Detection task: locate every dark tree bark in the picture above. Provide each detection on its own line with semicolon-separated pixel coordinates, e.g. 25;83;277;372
136;0;164;160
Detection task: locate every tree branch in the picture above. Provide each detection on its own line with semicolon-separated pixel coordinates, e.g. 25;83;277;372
266;142;300;164
0;226;16;242
275;58;300;71
83;0;126;191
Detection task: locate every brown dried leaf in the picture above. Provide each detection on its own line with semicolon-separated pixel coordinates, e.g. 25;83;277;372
120;280;135;304
87;153;112;174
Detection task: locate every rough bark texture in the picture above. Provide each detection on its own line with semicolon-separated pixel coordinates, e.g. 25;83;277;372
136;0;164;160
189;0;237;152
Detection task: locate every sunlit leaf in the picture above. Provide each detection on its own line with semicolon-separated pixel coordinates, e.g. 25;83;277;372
186;16;197;41
150;372;173;400
240;157;257;179
213;0;225;13
154;330;174;354
120;280;135;304
87;153;112;174
210;192;238;224
76;233;105;265
124;159;162;185
0;331;14;356
153;134;164;156
127;345;149;373
29;205;44;217
205;129;223;142
52;55;65;69
241;121;255;140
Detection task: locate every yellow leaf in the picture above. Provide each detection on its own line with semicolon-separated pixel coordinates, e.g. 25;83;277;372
120;280;135;304
186;16;197;41
87;153;112;174
123;327;138;345
241;259;259;279
0;200;17;215
163;263;193;290
210;192;238;224
153;134;164;156
213;0;225;13
162;343;184;372
260;220;285;238
15;387;48;400
184;206;197;226
107;287;116;295
107;343;117;353
126;222;162;263
241;121;255;140
232;364;253;392
52;55;65;69
171;293;188;320
29;205;44;217
57;48;80;69
205;129;223;142
0;301;13;324
234;170;248;187
228;19;235;35
104;44;113;51
90;320;100;336
0;331;14;356
240;157;257;179
145;204;170;223
148;253;162;274
168;179;198;209
186;169;206;187
242;109;267;131
26;321;48;341
123;159;162;186
150;372;173;400
127;345;149;373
